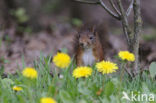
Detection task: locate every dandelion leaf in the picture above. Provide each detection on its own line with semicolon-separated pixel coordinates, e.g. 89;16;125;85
149;62;156;79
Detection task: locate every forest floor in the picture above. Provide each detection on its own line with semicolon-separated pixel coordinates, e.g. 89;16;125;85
0;23;156;74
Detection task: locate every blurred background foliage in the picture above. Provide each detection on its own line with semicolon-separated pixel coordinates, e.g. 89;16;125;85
0;0;156;73
0;0;156;32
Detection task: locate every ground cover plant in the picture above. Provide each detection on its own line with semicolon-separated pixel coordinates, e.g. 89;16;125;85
0;51;156;103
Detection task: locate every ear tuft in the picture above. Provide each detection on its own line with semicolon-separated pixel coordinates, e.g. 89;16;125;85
90;26;96;33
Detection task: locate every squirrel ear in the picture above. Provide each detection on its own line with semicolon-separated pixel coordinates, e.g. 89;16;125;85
76;32;80;38
90;26;96;33
78;33;80;38
90;26;98;36
94;31;98;36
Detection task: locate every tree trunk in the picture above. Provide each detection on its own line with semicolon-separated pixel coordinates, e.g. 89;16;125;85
132;0;142;74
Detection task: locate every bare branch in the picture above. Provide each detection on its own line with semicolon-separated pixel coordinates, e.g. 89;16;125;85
126;0;134;16
98;0;120;20
74;0;100;4
133;0;142;73
109;0;121;16
74;0;121;20
117;0;131;46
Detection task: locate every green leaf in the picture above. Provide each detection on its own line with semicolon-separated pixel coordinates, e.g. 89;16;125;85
142;82;150;93
0;66;4;76
48;85;56;95
109;95;120;103
15;8;29;23
1;78;14;88
71;18;83;27
60;48;68;53
111;78;120;87
59;90;73;103
78;100;87;103
149;62;156;79
104;81;115;98
78;81;91;96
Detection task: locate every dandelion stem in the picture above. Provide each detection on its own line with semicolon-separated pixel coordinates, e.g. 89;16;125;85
120;61;126;84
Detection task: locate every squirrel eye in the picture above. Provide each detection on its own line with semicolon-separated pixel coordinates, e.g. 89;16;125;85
89;36;94;40
90;37;93;40
77;34;80;38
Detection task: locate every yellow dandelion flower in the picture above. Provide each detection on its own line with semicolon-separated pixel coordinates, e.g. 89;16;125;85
118;51;135;62
96;61;118;74
53;52;71;68
73;66;92;78
13;86;22;91
40;97;56;103
22;67;38;79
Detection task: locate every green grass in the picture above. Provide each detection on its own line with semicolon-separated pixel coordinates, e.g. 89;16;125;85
0;54;156;103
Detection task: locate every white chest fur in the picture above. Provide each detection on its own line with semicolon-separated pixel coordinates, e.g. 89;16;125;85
82;48;96;66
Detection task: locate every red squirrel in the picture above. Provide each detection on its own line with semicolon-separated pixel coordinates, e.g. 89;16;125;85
74;25;105;66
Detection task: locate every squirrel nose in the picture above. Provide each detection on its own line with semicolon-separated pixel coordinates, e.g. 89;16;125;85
80;43;84;46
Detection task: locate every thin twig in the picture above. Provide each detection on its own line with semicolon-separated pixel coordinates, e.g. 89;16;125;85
126;0;134;16
116;0;131;46
99;0;120;20
74;0;121;20
109;0;121;16
74;0;100;4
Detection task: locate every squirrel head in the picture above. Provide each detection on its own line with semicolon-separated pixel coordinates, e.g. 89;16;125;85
77;26;97;49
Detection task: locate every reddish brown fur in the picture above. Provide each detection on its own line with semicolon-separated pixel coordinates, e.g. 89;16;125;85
74;26;104;66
